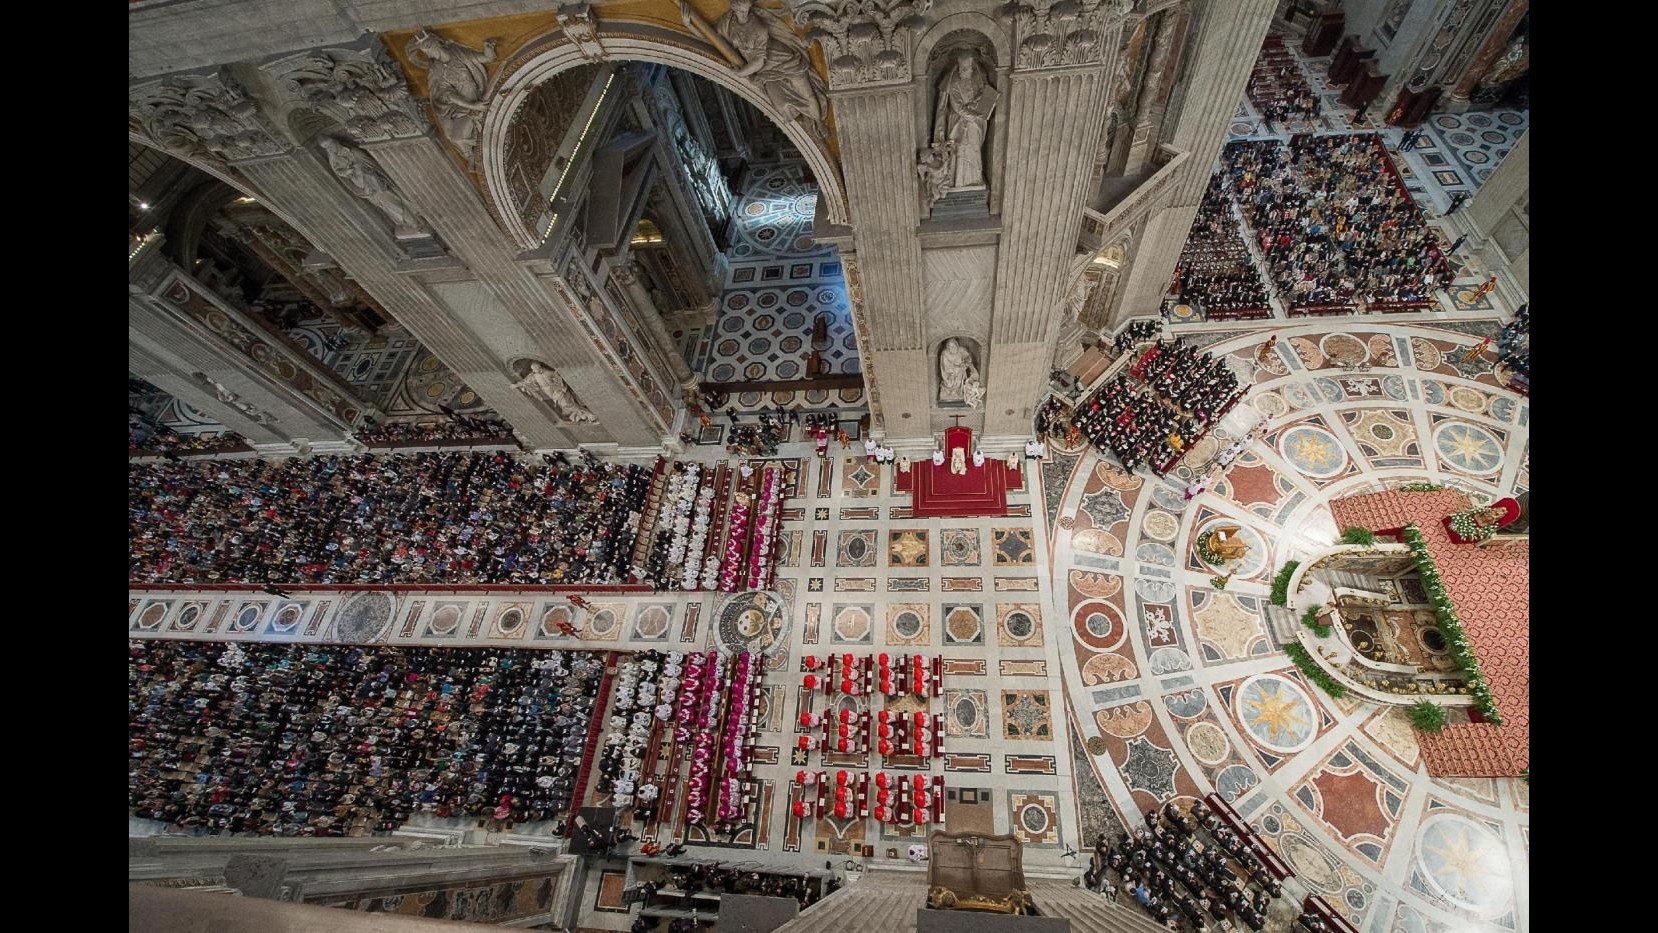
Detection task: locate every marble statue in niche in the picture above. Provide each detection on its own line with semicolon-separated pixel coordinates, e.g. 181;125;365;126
679;0;828;139
318;137;433;239
512;361;599;423
930;51;998;191
404;29;499;156
938;338;985;409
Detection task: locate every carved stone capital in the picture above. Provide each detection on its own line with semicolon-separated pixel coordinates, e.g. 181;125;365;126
130;70;290;163
1000;0;1133;70
555;2;606;61
262;45;427;143
792;0;933;90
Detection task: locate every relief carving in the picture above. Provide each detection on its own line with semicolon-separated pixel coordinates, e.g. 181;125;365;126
680;0;829;139
265;47;426;143
792;0;933;90
130;70;289;163
404;29;500;158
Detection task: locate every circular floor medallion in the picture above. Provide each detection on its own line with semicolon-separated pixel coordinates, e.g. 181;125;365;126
231;605;260;632
1234;674;1317;753
495;607;525;636
1141;510;1178;542
429;605;461;635
1448;385;1487;413
893;609;923;639
1415;813;1513;915
1185;721;1231;766
1432;420;1504;474
1320;333;1368;366
1279;424;1348;478
336;592;393;642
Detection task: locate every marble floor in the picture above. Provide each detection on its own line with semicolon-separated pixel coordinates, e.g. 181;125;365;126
679;162;865;414
127;318;1528;932
1045;320;1528;933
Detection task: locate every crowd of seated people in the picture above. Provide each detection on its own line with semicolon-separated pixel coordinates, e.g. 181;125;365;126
128;449;653;586
1225;135;1450;311
128;640;605;836
131;423;250;458
1034;396;1072;442
1113;319;1163;355
1083;801;1283;932
1247;39;1321;130
1172;176;1272;320
355;414;519;448
1072;339;1242;475
727;411;788;457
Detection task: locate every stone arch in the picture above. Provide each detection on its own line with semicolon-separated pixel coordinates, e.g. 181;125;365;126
126;136;327;265
481;27;848;249
913;14;1010;77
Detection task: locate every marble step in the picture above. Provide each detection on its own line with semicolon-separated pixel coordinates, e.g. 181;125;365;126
1265;604;1301;642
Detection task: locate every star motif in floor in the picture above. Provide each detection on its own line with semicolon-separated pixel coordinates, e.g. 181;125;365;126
1290;433;1338;470
1245;682;1311;745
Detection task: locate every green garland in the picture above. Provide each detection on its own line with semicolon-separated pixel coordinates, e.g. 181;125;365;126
1283;641;1347;699
1407;700;1447;733
1399;481;1445;492
1196;531;1226;566
1209;575;1230;590
1447;508;1497;543
1401;524;1503;723
1300;605;1331;637
1340;527;1376;546
1270;560;1300;607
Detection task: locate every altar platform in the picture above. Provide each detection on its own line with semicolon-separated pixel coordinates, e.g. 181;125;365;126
894;427;1022;518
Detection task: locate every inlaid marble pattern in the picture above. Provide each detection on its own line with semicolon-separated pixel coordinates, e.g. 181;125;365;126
1046;321;1529;933
939;528;983;566
130;321;1524;927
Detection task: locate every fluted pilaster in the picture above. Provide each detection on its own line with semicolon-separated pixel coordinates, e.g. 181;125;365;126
1111;0;1277;325
365;135;671;446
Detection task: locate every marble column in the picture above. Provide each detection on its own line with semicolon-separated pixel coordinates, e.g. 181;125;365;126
229;146;580;449
363;134;669;448
985;62;1113;440
129;242;360;452
828;83;930;438
1462;129;1528;299
1110;0;1279;328
1124;7;1191;176
1445;0;1528;106
609;259;700;398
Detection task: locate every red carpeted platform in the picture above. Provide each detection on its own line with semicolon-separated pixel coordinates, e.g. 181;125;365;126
899;427;1013;518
